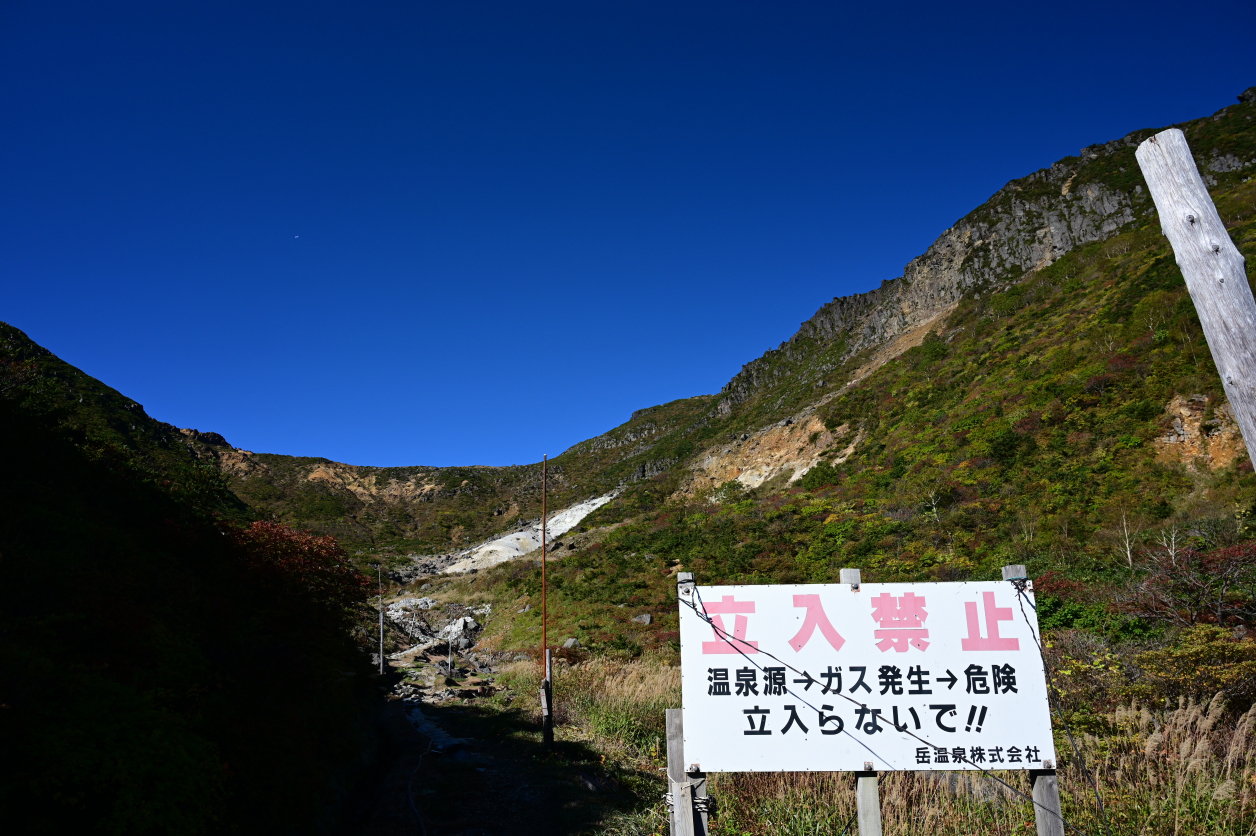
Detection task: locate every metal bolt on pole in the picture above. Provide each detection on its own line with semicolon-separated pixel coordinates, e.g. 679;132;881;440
840;567;861;590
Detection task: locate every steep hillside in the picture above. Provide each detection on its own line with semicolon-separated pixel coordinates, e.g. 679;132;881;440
0;326;376;834
452;87;1256;657
711;87;1256;430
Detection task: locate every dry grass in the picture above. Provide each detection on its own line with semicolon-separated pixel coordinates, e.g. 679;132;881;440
711;695;1256;836
500;653;681;759
501;654;1256;834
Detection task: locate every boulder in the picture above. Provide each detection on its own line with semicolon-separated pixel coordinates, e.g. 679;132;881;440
562;637;581;649
632;613;652;625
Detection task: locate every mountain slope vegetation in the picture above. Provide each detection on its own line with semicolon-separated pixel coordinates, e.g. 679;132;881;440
202;89;1256;575
0;326;376;834
472;89;1256;657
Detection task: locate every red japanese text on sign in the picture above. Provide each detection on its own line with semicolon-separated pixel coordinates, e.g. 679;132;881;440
702;595;760;654
788;594;846;652
871;591;929;652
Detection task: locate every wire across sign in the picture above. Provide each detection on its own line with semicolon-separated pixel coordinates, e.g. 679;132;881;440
678;580;1056;773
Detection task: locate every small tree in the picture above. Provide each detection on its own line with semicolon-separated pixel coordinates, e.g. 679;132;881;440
1123;538;1256;628
230;521;371;627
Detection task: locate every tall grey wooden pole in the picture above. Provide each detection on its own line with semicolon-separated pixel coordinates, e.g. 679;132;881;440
1136;129;1256;464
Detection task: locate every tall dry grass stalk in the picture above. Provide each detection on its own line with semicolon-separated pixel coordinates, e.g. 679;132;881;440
711;695;1256;836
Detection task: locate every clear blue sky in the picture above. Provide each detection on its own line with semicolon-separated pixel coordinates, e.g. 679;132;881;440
3;1;1253;467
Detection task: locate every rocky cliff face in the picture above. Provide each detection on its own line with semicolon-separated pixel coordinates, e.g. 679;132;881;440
717;147;1151;417
716;91;1256;419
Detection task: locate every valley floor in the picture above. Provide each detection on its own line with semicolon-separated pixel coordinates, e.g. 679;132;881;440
342;579;1256;836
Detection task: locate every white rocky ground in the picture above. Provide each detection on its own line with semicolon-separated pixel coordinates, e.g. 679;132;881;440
442;489;619;574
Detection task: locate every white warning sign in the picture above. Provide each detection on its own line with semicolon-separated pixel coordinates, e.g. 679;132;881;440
678;580;1056;772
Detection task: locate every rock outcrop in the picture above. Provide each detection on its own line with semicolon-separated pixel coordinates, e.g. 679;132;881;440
715;133;1159;417
1154;395;1247;472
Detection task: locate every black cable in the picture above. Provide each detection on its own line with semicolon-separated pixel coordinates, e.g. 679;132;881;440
1013;583;1112;836
683;585;1090;836
836;806;859;836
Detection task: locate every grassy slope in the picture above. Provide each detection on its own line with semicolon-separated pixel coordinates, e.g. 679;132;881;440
467;95;1256;657
403;95;1256;836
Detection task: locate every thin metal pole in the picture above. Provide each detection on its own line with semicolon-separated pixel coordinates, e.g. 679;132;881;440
377;565;384;676
541;455;547;658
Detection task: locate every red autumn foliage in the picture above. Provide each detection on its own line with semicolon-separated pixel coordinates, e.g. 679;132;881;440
1124;539;1256;627
229;521;371;617
1033;570;1085;601
1106;353;1140;373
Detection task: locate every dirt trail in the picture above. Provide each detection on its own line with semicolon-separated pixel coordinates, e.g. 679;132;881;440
341;655;656;836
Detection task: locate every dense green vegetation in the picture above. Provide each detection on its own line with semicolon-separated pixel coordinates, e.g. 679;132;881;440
0;326;376;835
471;97;1256;726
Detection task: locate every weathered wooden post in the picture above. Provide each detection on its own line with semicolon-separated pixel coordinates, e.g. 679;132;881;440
1003;564;1064;836
855;769;882;836
1136;129;1256;463
666;708;694;836
841;567;881;836
669;573;708;836
540;648;554;749
1030;768;1065;836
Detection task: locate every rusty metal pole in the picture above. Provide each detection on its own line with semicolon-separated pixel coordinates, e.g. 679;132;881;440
540;455;554;749
541;454;547;655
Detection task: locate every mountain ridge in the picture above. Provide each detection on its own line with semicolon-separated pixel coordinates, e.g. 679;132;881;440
5;87;1255;567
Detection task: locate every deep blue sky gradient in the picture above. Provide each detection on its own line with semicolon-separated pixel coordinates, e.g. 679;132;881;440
3;1;1253;466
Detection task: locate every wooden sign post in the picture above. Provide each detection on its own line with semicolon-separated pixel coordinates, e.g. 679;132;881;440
665;706;708;836
1136;129;1256;463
